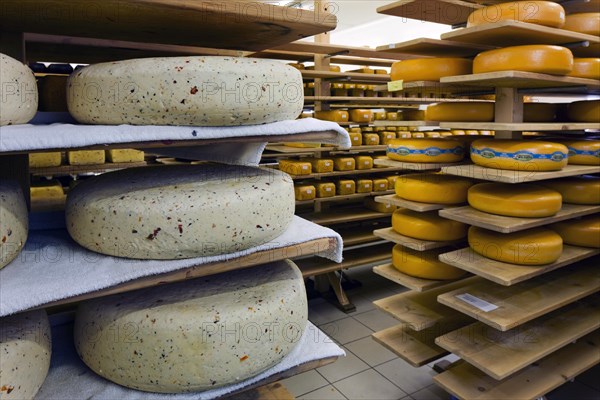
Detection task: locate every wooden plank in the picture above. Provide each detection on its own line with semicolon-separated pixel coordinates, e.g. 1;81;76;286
301;208;391;226
439;204;600;234
376;37;494;57
249;50;397;67
373;120;439;127
272;41;420;61
30;161;147;177
288;167;403;180
439;245;600;286
373;276;479;330
375;194;450;212
3;0;336;51
373;263;455;292
265;145;336;154
441;163;600;184
439;122;598;131
304;96;492;105
295;190;395;206
373;81;488;95
374;227;464;251
435;297;600;380
374;158;469;171
437;261;600;331
301;70;390;83
433;330;600;400
377;0;481;25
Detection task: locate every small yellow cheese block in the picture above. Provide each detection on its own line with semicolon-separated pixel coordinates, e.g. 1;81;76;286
373;155;389;168
387;112;400;121
392;209;468;241
336;180;356;195
470;139;568;171
364;198;396;213
349;132;363;146
440;131;454;137
426;102;494;122
30;180;64;200
106;149;145;163
306;65;341;72
349;127;362;133
350;89;365;97
401;109;425;121
373;178;389;192
343;83;357;90
356;179;373;193
469;226;563;265
411;132;425;138
562;140;600;165
549;216;600;248
392;244;467;280
282;142;322;148
543;176;600;204
354;155;374;170
424;131;441;138
373;111;387;120
467;1;566;28
524;103;559;122
362;127;374;133
451;130;466;136
374;127;387;132
387;138;465;163
473;45;574;75
350;109;373;123
294;185;316;201
568;100;600;122
563;13;600;35
396;173;474;204
307;158;334;173
363;134;380;146
67;150;105;166
287;63;305;70
569;58;600;79
378;131;397;145
316;182;336;198
397;131;412;138
391;58;472;82
386;126;399;131
29;152;62;168
350;67;375;74
333;157;356;171
279;160;312;176
315;110;349;123
332;83;345;89
386;175;399;189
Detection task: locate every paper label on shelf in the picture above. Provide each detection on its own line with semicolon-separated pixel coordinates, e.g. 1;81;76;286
387;80;404;92
456;293;498;312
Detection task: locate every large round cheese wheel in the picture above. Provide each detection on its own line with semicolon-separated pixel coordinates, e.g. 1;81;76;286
470;139;568;171
523;103;559;122
0;181;28;270
65;165;294;259
467;1;565;28
562;140;600;165
473;45;574;75
469;226;563;265
67;57;303;126
390;58;472;82
387;138;465;163
74;260;308;393
543;176;600;204
0;310;51;399
395;173;474;204
0;53;38;126
563;13;600;35
425;102;494;122
569;58;600;79
549;216;600;248
392;209;468;241
468;182;562;218
392;244;466;280
568;100;600;122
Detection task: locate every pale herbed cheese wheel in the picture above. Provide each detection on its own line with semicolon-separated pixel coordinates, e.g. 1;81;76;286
473;45;574;75
425;102;494;122
468;183;562;218
0;310;51;399
395;173;474;204
467;1;566;28
67;57;303;126
74;260;308;393
390;58;472;82
524;103;559;122
392;244;466;280
392;209;468;241
315;110;349;123
0;181;28;270
387;138;466;163
563;140;600;165
65;165;294;259
568;100;600;122
569;58;600;79
469;226;563;265
549;216;600;248
470;139;568;171
563;13;600;35
543;176;600;204
0;53;38;126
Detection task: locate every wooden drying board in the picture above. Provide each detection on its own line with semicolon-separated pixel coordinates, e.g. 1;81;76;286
436;297;600;380
375;158;469;171
376;37;494;57
433;330;600;400
372;120;439;127
376;0;481;26
439;204;600;234
272;41;421;61
236;382;295;400
439;122;599;131
301;70;390;83
373;263;456;292
374;276;479;331
301;208;391;226
375;194;450;212
289;166;403;180
436;262;600;331
2;0;337;51
265;145;336;154
441;19;600;47
250;50;397;67
30;161;147;177
295;190;394;206
304;96;491;105
440;164;600;184
373;227;464;251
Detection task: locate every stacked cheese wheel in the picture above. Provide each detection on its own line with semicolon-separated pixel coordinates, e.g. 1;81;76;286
0;53;38;126
0;181;28;270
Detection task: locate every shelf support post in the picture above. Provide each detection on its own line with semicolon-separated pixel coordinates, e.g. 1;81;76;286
494;87;523;139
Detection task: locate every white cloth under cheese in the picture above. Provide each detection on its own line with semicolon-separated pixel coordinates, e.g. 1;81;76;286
67;56;303;126
0;181;28;270
74;260;307;393
0;53;38;126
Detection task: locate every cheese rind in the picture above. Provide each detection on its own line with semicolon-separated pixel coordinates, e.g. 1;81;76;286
569;58;600;79
392;245;466;280
67;150;106;165
0;53;38;126
392;209;468;241
473;45;574;75
542;176;600;204
106;149;145;163
563;13;600;35
67;57;303;126
65;165;295;259
390;58;472;82
0;181;28;270
426;102;494;122
387;138;465;163
467;1;566;28
549;216;600;248
74;260;308;393
395;173;474;204
562;140;600;165
468;183;562;217
470;139;568;171
568;100;600;122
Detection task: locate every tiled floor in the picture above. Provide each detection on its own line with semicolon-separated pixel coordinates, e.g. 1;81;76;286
282;264;600;400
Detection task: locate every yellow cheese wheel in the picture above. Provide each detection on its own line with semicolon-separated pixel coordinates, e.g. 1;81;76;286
569;58;600;79
387;112;400;121
543;176;600;205
387;138;465;163
524;103;559;122
378;131;397;145
374;111;387;120
424;131;441;138
563;13;600;35
373;178;389;192
469;226;563;265
336;180;356;195
392;209;468;241
392;244;466;280
390;58;472;82
568;100;600;122
350;109;373;123
425;102;494;122
316;182;336;198
395;173;474;204
307;158;334;173
349;132;363;146
470;139;568;171
468;183;562;218
549;216;600;248
315;110;349;123
356;179;373;193
467;1;566;28
363;133;380;145
562;140;600;165
473;45;574;75
354;155;373;170
294;185;316;201
401;110;426;121
279;160;311;175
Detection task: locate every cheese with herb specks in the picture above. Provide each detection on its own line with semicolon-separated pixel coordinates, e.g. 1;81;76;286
0;181;28;270
0;53;38;126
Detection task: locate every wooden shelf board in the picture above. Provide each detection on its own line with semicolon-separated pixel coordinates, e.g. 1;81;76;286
439;122;599;131
340;231;381;248
273;41;421;61
376;37;494;57
441;19;600;47
30;161;147;177
373;263;457;292
373;120;439;127
289;166;404;180
440;163;600;184
265;145;337;154
302;70;390;83
374;227;464;251
439;245;600;286
375;194;452;212
295;190;394;206
433;330;600;400
439;204;600;234
329;145;389;155
301;208;392;226
437;261;600;331
377;0;481;26
297;243;393;277
374;276;479;331
249;50;397;67
375;158;469;171
304;96;491;105
436;296;600;380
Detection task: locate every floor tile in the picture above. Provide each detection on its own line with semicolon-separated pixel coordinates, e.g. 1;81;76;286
299;384;348;400
426;353;461;369
317;347;370;383
575;363;600;391
333;369;408;400
546;381;600;400
280;369;329;397
411;384;452;400
345;336;397;367
309;298;349;326
346;292;377;314
353;309;400;332
376;358;437;394
318;317;373;344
